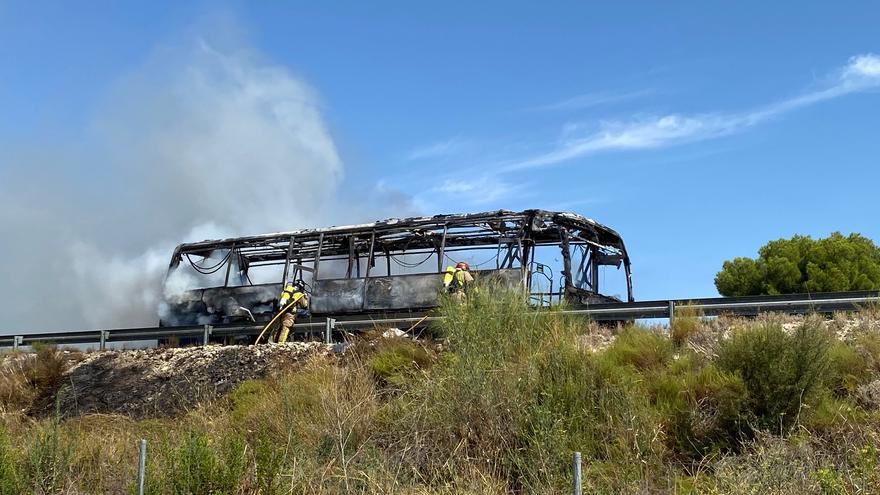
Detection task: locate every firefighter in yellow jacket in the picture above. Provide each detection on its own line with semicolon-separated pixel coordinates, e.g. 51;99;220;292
275;280;309;343
443;262;474;302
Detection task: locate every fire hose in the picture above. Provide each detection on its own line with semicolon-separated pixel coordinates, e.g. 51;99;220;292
254;293;305;344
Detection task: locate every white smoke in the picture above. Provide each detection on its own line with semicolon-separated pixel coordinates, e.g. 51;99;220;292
0;30;415;332
69;242;170;329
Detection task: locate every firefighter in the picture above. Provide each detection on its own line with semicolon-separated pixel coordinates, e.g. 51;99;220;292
275;280;309;343
443;261;474;301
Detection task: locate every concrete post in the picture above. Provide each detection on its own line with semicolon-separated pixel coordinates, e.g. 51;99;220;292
137;439;147;495
572;451;582;495
325;318;336;344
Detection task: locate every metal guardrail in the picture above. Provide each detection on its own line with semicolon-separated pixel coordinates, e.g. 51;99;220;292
1;291;878;349
567;290;880;320
0;316;444;349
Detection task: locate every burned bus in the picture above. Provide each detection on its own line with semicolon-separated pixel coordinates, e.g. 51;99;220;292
159;209;633;326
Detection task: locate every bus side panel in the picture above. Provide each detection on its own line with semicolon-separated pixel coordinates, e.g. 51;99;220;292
365;274;442;311
310;279;366;313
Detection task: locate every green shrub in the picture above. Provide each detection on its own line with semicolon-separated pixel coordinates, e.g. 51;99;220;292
438;287;574;366
217;435;247;492
825;342;871;397
253;432;285;495
800;395;867;435
605;327;674;371
168;430;219;494
848;444;880;488
515;346;662;491
156;429;247;495
373;289;578;490
228;379;274;422
716;321;832;433
814;466;848;495
671;304;703;347
23;418;73;494
368;339;433;388
0;427;23;495
853;331;880;374
651;360;749;457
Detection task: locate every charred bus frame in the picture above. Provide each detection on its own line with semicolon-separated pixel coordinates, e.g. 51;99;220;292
160;210;633;326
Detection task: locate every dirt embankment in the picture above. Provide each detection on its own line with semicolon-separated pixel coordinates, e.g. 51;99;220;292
39;343;328;418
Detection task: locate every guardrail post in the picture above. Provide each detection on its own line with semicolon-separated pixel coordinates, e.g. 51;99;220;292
12;336;23;351
668;301;675;324
99;330;110;351
137;438;147;495
572;451;582;495
202;325;213;346
325;318;336;344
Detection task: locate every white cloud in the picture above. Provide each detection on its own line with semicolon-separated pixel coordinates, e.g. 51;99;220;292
504;53;880;171
412;175;525;213
435;179;478;195
528;89;653;112
435;176;521;205
406;138;466;161
505;114;735;170
845;54;880;79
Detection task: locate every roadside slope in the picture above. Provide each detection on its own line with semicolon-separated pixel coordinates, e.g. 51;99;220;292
43;343;328;418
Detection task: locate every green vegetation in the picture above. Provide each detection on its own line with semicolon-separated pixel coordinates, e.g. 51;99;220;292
1;288;880;493
715;232;880;296
366;337;433;388
715;320;831;433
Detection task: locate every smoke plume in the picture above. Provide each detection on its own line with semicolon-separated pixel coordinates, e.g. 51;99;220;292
0;33;413;332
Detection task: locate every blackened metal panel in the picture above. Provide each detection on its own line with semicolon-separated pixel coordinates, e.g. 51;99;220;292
162;284;279;326
566;288;623;306
203;284;280;319
159;288;206;326
311;278;366;313
365;274;442;310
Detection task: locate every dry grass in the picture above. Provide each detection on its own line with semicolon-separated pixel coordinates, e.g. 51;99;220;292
0;353;35;414
0;345;76;416
671;303;703;347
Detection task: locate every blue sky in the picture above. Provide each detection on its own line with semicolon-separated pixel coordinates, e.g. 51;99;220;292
2;1;879;318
